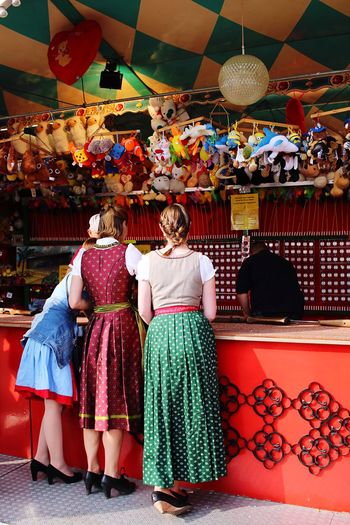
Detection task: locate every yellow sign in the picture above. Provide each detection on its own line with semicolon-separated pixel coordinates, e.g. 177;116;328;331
59;265;69;281
231;193;259;231
135;244;151;255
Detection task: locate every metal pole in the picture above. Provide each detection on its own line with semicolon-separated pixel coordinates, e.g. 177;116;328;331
0;69;349;123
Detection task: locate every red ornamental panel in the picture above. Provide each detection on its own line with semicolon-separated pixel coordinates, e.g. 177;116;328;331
219;378;350;475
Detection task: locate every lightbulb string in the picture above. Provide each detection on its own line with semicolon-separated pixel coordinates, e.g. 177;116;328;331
241;0;245;55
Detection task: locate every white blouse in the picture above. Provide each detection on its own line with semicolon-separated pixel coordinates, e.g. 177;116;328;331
70;238;142;278
137;251;216;284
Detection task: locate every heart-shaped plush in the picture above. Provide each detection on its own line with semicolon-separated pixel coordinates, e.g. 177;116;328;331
121;174;132;184
48;20;102;85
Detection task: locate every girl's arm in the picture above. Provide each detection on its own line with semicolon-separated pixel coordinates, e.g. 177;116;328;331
69;275;88;310
202;276;217;322
138;279;153;325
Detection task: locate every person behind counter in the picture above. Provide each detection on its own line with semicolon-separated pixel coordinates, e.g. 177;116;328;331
69;204;143;499
15;271;91;485
236;240;304;320
137;203;227;516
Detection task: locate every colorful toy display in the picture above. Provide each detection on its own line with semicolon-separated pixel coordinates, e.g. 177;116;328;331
0;102;349;205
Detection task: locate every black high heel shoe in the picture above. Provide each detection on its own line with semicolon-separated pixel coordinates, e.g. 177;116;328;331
151;491;192;515
47;464;83;485
101;473;136;499
30;459;48;481
170;489;190;504
84;471;103;495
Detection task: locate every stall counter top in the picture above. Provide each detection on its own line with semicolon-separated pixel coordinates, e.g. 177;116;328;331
1;314;350;346
214;321;350;345
0;314;88;329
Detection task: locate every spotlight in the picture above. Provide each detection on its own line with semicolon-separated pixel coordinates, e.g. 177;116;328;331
99;59;123;90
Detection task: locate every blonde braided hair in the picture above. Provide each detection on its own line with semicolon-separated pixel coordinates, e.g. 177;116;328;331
160;204;191;255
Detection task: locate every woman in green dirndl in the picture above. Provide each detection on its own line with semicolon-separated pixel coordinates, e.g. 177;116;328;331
138;204;226;515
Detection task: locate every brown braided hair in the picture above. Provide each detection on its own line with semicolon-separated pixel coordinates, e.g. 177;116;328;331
159;204;191;256
98;203;128;240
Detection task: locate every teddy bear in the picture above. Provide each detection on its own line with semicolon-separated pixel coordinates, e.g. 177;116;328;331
66;116;87;148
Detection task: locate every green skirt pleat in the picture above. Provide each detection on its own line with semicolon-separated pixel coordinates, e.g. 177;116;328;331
143;311;227;487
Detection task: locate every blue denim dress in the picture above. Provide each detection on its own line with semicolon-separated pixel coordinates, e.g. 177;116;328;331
15;274;80;405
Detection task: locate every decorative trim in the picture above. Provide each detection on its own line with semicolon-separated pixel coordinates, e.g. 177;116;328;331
220;377;350;475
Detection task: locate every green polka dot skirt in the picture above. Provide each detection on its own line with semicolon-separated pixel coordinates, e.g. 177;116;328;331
143;311;227;487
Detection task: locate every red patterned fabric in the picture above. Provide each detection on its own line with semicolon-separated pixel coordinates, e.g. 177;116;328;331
154;305;199;316
79;244;143;432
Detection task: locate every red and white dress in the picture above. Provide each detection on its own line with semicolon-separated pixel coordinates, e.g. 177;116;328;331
71;238;143;432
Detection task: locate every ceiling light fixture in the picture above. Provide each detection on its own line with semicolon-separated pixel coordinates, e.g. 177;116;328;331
218;0;269;106
99;59;123;90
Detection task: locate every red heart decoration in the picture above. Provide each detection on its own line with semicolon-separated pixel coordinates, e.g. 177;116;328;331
48;20;102;85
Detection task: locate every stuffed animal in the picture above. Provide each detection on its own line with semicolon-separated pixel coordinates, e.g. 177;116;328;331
70;143;96;168
51;119;70;155
152;175;170;192
148;96;167;130
86;115;102;142
251;128;298;161
66;116;87;148
148;96;189;131
35;121;54;154
7;120;36;155
121;136;145;161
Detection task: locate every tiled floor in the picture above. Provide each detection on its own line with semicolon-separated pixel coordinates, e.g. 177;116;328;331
1;455;350;525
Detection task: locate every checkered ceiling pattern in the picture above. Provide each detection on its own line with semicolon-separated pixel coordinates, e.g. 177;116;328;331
0;0;349;129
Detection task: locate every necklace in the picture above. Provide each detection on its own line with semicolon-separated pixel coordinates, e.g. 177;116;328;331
94;241;119;249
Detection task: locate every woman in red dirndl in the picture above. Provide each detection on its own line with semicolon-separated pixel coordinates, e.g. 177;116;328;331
69;204;143;498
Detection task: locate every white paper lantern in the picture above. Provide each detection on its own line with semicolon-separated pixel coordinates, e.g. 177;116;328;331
218;54;269;106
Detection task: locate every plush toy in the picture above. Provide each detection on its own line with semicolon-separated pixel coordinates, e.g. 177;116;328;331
0;144;9;173
66;116;87;148
6;144;17;173
7;120;36;155
87;138;114;160
107;142;126;165
86;115;102;142
21;149;37;175
121;136;145;162
70;142;96;168
147;96;189;131
51;118;70;155
170;126;189;160
169;165;189;193
47;159;68;186
152;175;170;192
330;166;349;197
251;128;298;161
148;96;167;130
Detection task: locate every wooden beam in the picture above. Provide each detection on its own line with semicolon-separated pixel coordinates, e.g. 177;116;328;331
310;106;350;119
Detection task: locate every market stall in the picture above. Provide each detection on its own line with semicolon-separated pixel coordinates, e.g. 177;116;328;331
0;0;350;515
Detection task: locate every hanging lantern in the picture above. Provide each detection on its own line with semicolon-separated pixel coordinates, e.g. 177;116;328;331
218;1;269;107
218;54;269;106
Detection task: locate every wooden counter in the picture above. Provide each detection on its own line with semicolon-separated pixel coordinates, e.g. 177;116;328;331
1;315;350;345
214;321;350;345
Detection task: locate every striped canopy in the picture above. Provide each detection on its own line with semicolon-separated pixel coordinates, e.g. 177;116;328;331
0;0;349;132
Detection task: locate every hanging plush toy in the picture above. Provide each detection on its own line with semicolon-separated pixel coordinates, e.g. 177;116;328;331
35;120;54;154
121;136;145;162
51;118;70;155
66;116;87;148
